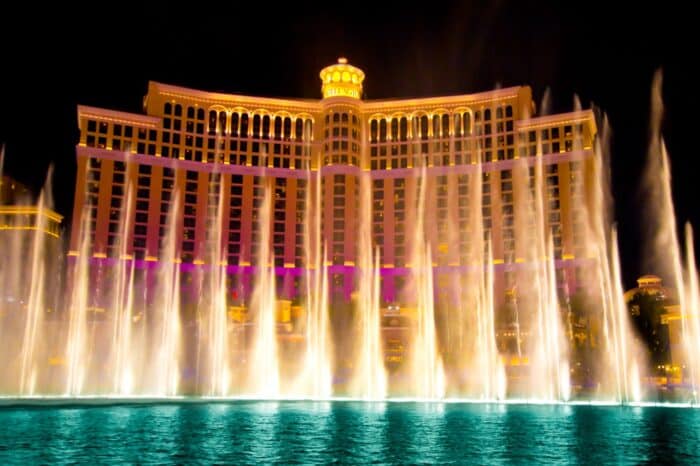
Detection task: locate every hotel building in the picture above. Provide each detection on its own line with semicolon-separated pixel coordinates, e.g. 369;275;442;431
70;58;596;306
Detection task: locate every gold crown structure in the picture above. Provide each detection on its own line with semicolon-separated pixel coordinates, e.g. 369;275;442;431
319;57;365;99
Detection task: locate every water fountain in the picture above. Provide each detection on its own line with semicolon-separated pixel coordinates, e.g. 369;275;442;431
350;171;387;400
0;75;698;405
642;71;700;403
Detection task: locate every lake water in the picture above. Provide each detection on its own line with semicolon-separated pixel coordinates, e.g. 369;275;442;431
0;401;698;464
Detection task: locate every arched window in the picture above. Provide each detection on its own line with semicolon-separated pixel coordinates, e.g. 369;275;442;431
174;104;182;117
295;119;303;140
304;120;313;142
442;114;450;138
208;110;217;135
370;120;378;143
283;117;292;140
230;113;239;136
390;119;398;141
252;115;261;138
240;114;249;137
379;120;387;143
341;113;349;123
454;114;462;137
420;116;429;140
273;116;282;140
187;106;195;119
463;112;471;135
333;113;340;123
496;106;503;119
197;108;205;120
262;115;271;140
164;102;172;115
218;112;227;135
400;117;408;142
433;115;440;138
484;108;491;121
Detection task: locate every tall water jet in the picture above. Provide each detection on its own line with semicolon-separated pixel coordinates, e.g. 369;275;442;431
475;240;506;400
608;229;642;402
297;171;332;399
408;167;445;399
641;70;700;401
351;171;387;400
453;159;505;400
65;207;92;396
576;114;643;403
151;189;182;396
204;171;231;396
247;181;280;397
109;182;136;395
682;224;700;401
18;172;53;395
518;156;569;401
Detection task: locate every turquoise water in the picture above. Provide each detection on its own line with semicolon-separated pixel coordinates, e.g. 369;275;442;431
0;402;699;464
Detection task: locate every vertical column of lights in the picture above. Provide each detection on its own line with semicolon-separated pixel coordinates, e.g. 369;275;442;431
501;169;514;260
453;111;472;165
569;158;585;288
495;105;516;161
247;114;268;168
429;114;449;167
545;163;562;260
294;179;306;267
570;158;585;258
230;112;250;166
272;178;286;267
133;164;151;259
436;175;449;265
457;173;470;265
161;103;175;158
390;116;409;168
393;178;406;267
182;170;198;262
165;104;183;159
207;109;227;164
411;115;429;168
269;116;294;168
372;178;384;262
482;171;493;257
228;175;243;265
107;161;127;257
293;118;307;169
159;167;176;251
251;176;265;261
331;174;345;266
86;157;101;249
181;106;205;162
475;108;492;163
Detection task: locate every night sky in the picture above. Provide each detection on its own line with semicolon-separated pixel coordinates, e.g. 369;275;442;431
0;1;695;288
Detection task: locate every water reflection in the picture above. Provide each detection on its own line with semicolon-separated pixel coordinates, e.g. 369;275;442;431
0;402;699;464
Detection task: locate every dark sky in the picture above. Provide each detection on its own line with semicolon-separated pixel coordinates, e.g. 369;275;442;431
0;1;695;288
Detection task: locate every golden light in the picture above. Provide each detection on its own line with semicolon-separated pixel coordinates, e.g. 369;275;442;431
319;57;365;100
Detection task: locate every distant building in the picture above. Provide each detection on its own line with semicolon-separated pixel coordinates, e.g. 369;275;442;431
624;275;683;379
70;58;597;305
0;175;63;316
0;175;62;240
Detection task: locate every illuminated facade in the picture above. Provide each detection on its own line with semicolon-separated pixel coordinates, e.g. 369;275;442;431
1;176;63;239
70;58;596;304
